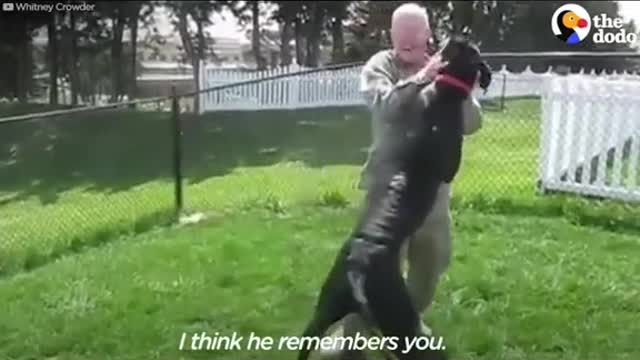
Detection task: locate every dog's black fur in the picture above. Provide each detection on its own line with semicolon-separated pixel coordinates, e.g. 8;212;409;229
297;36;492;360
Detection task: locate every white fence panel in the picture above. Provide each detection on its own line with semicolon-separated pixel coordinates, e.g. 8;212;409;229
198;63;365;112
198;62;640;113
539;76;640;202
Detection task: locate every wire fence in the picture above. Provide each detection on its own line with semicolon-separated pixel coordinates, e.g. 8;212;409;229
0;96;177;275
1;54;639;277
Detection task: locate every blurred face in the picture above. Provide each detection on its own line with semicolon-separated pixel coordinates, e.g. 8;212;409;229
391;18;430;66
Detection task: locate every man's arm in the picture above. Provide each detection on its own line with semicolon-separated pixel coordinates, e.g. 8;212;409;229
361;51;483;135
359;52;426;112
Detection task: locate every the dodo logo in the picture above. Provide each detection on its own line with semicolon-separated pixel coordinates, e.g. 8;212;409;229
551;4;591;44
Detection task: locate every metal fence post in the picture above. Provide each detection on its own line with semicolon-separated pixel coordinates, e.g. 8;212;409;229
500;72;507;111
171;85;184;217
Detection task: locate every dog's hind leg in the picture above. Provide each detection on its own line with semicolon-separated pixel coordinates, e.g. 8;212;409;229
298;241;360;360
297;289;356;360
297;312;337;360
345;238;416;359
360;249;448;360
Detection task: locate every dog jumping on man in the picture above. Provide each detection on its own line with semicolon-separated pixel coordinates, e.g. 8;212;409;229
297;35;492;360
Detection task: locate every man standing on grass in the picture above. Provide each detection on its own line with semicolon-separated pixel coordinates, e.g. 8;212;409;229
319;3;484;360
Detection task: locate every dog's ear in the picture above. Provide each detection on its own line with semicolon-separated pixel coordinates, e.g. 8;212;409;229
477;61;492;93
438;36;460;62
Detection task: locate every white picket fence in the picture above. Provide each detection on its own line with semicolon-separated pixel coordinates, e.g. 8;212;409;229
197;63;503;112
197;64;364;112
538;76;640;202
197;62;640;113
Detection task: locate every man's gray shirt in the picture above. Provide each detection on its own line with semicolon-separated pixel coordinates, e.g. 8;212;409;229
359;49;484;185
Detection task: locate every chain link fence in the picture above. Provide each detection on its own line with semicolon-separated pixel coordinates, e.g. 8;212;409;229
0;97;178;276
2;54;639;277
178;80;542;213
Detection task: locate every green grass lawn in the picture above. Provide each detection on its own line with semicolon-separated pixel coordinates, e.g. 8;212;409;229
1;207;638;360
0;99;639;359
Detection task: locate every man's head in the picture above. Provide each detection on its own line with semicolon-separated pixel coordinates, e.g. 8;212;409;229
391;3;431;66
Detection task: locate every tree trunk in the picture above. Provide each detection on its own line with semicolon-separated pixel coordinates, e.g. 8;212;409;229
70;12;79;105
89;53;97;105
294;17;304;66
24;37;34;102
330;13;344;63
129;10;139;102
280;19;292;66
304;4;324;67
251;1;266;70
177;10;199;113
196;16;205;63
47;14;58;105
196;17;207;112
16;19;29;103
110;8;125;103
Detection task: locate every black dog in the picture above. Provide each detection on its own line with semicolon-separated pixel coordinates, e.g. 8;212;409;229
297;36;492;360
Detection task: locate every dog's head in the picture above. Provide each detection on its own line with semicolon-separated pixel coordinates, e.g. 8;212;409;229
437;35;492;93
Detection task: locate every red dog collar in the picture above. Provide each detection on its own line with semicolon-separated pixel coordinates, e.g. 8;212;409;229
434;74;473;95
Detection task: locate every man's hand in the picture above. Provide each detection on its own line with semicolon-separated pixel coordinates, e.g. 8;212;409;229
416;53;448;82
